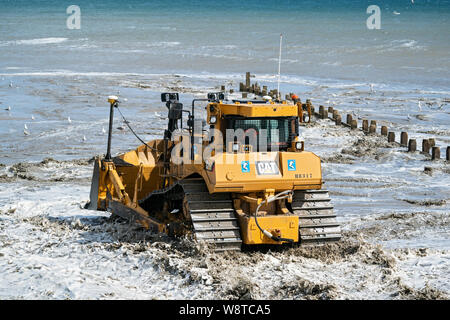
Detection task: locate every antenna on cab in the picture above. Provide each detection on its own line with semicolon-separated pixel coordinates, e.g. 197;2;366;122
277;33;283;100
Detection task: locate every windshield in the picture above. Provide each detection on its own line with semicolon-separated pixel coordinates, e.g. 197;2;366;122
226;117;298;151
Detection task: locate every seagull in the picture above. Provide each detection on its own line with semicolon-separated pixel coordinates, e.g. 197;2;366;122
369;83;374;93
5;105;11;111
24;124;28;130
67;116;72;123
154;111;161;117
31;115;35;120
407;114;411;121
23;129;30;136
393;11;400;15
102;127;106;134
418;101;422;112
82;135;86;142
9;81;13;88
411;0;414;4
117;126;125;131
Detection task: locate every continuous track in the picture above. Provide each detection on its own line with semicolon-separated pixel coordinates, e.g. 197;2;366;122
180;178;242;252
289;190;342;244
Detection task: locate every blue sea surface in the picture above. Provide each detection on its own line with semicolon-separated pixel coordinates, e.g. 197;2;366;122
0;0;449;87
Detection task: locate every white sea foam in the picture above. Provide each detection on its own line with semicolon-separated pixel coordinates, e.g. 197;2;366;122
146;41;180;48
0;71;146;77
201;45;238;50
10;37;68;46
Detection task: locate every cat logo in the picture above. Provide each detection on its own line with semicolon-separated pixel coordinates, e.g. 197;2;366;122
255;161;280;175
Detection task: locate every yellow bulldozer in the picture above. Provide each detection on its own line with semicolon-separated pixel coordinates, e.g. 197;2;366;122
86;90;341;251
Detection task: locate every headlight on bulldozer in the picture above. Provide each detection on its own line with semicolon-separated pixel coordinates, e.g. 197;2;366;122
210;115;217;124
232;143;240;152
205;159;214;171
295;141;304;151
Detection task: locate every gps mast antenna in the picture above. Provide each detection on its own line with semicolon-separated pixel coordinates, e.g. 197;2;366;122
277;34;282;100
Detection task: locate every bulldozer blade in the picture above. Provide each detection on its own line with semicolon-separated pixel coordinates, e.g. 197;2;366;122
86;158;100;210
107;200;165;233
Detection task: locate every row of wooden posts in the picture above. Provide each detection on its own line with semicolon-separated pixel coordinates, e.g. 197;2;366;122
238;72;279;98
228;72;448;161
315;105;450;161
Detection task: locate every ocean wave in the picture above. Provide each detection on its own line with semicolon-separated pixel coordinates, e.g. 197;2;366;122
4;67;26;70
2;37;68;46
0;71;144;77
200;45;237;50
321;61;342;67
267;58;299;64
146;41;180;48
380;39;427;53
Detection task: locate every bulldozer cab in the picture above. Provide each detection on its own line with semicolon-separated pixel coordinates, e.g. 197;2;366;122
204;95;304;155
161;92;307;159
224;116;299;152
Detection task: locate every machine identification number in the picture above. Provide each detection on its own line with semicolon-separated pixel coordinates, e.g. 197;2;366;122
255;161;280;175
295;173;313;179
